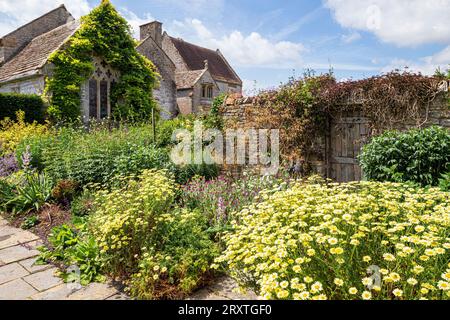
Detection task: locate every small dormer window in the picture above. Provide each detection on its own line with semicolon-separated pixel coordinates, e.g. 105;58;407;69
202;84;213;99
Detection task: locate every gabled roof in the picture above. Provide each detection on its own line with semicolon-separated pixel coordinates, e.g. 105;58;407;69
0;20;80;83
175;70;205;89
170;37;241;85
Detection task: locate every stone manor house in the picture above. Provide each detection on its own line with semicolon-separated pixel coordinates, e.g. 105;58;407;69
0;5;242;119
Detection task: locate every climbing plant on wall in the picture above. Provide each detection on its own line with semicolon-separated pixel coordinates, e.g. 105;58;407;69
45;0;159;122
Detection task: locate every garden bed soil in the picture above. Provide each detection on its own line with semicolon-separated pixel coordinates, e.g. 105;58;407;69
4;204;72;245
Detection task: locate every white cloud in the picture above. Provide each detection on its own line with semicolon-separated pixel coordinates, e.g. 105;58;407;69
170;19;306;68
382;45;450;75
341;31;361;44
324;0;450;47
0;0;90;36
118;7;154;39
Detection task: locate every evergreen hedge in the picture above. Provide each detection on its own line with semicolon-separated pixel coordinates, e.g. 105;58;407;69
0;93;45;122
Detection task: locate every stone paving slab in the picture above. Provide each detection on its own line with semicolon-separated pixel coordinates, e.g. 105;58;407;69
0;243;40;265
30;283;78;300
0;226;40;250
19;257;52;274
23;268;63;291
0;278;38;300
67;283;119;300
0;263;30;285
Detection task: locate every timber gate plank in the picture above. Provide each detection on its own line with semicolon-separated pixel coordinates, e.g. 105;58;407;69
329;111;370;182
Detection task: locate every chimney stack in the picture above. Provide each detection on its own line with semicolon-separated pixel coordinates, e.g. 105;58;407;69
140;21;163;47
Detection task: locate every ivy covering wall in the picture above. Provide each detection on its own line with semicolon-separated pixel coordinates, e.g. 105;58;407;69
45;0;159;122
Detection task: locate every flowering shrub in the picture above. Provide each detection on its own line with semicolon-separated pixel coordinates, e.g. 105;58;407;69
215;181;450;300
128;209;219;299
90;169;176;275
181;171;291;231
0;111;48;156
89;169;218;299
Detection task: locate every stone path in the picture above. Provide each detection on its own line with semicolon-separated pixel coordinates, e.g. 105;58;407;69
0;216;258;300
189;277;259;300
0;216;127;300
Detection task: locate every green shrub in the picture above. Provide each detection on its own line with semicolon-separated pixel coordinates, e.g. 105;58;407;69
17;123;218;187
21;216;40;230
359;126;450;186
0;93;45;123
38;224;105;285
129;209;219;299
71;189;96;217
4;171;53;214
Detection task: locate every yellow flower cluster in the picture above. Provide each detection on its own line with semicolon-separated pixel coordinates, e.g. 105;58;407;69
0;110;48;156
215;181;450;300
90;169;176;258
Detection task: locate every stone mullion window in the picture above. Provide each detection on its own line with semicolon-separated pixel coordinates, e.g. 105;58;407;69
86;58;118;120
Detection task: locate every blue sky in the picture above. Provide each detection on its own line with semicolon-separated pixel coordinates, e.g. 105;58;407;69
1;0;450;93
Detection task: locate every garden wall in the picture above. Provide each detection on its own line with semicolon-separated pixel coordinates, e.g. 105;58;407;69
220;90;450;181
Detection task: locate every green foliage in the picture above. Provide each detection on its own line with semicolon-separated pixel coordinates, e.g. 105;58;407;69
71;189;96;217
17;125;167;187
16;122;219;187
359;126;450;186
21;216;40;230
45;0;158;121
129;209;219;299
0;93;45;123
439;167;450;191
38;224;105;285
4;172;54;214
204;94;226;129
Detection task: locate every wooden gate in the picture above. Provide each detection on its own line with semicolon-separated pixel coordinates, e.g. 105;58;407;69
328;111;370;182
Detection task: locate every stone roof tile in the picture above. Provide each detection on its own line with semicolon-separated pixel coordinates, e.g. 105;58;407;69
0;20;80;83
170;37;241;85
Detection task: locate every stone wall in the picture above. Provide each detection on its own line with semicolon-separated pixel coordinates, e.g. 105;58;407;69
0;5;73;65
137;32;177;119
0;76;45;95
220;91;450;179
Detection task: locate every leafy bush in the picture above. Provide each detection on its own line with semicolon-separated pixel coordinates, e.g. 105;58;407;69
215;181;450;300
51;180;79;207
38;224;105;285
0;93;45;123
0;111;48;156
16;123;218;187
359;126;450;186
21;216;40;230
71;189;96;217
439;168;450;191
4;171;53;214
128;209;219;299
89;169;219;299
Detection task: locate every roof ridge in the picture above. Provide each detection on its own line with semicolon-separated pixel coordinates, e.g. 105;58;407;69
1;5;73;39
32;19;80;43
